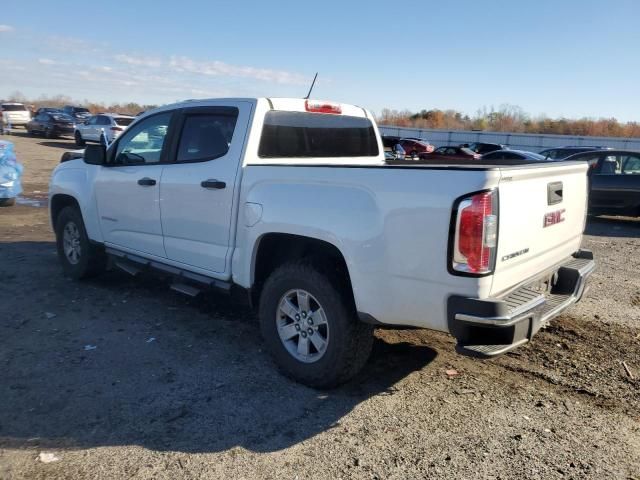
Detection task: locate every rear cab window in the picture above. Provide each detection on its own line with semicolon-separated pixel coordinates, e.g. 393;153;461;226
258;111;379;158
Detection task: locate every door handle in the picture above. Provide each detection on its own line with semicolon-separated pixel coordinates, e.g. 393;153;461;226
137;177;156;186
201;179;226;189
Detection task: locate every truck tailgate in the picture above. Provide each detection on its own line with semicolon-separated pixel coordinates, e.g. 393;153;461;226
491;162;589;296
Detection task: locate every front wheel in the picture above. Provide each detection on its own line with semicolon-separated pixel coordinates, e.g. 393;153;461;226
55;206;106;279
259;261;374;388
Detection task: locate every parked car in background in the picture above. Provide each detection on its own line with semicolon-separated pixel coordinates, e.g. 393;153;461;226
461;142;507;154
482;149;547;161
1;103;31;128
398;137;435;157
74;114;135;146
381;135;402;149
384;143;406;161
419;146;481;161
563;149;640;217
27;112;76;138
63;106;92;121
539;146;612;160
35;107;63;116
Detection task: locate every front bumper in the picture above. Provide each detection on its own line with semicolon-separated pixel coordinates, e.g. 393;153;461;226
448;249;595;358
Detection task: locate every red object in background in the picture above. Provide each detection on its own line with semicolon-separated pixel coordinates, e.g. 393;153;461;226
399;138;435;156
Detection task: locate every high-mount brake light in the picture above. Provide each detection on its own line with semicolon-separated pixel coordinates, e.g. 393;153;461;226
304;100;342;114
451;190;498;275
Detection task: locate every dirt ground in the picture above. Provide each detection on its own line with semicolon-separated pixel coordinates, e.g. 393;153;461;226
0;132;639;480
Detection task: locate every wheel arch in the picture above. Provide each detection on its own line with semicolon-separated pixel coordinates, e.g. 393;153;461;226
250;233;355;310
50;193;81;229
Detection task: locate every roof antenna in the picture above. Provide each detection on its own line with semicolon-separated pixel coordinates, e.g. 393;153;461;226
304;72;318;99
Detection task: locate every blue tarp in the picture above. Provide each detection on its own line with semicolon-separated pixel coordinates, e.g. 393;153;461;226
0;140;23;199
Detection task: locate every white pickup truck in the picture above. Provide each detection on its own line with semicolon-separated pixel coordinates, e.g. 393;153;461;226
49;97;594;387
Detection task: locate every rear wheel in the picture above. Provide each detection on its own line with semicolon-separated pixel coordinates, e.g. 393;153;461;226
75;131;85;147
0;197;16;207
55;206;106;279
259;261;374;388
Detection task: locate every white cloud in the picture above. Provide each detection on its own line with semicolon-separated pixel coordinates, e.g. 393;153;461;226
114;54;162;68
0;25;14;33
38;58;57;65
168;55;307;85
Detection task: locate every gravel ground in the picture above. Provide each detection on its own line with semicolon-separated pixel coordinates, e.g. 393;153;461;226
0;132;639;479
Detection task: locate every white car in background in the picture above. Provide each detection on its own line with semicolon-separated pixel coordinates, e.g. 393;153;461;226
1;103;31;128
74;113;135;146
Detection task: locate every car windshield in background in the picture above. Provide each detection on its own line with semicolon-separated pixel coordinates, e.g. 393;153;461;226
115;117;134;127
74;108;90;113
51;114;75;122
259;112;379;158
2;104;27;111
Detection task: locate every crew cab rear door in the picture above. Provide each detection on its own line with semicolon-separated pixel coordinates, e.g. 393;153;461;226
490;162;589;296
159;102;252;275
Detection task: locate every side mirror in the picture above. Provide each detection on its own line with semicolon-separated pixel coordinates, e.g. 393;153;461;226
84;144;106;165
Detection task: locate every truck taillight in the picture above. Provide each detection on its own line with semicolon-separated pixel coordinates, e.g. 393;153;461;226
451;190;498;275
305;99;342;114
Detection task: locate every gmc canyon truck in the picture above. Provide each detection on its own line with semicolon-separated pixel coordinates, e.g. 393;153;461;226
49;98;595;387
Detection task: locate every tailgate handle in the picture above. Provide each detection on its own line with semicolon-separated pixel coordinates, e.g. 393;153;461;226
547;181;563;205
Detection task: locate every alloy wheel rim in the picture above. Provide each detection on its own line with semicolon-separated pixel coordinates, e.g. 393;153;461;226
276;289;329;363
62;221;81;265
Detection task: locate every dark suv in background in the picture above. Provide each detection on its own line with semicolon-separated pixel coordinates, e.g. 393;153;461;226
539;146;611;160
564;149;640;217
460;142;507;154
62;106;91;121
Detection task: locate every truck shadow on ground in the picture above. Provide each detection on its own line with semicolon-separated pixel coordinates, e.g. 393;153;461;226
585;216;640;238
0;240;438;454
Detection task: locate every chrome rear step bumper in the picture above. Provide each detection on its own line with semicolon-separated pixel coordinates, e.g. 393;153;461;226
448;249;595;358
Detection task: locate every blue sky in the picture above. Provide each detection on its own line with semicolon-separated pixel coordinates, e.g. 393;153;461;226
1;0;639;120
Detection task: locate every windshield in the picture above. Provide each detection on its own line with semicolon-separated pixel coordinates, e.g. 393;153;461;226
51;114;75;122
2;104;27;111
74;108;90;113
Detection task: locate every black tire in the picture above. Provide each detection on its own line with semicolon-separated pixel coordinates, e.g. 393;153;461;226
409;150;418;157
259;261;374;388
75;131;85;147
0;197;16;207
55;206;106;280
45;128;54;139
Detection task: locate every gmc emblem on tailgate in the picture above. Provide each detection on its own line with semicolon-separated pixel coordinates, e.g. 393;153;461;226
543;209;566;228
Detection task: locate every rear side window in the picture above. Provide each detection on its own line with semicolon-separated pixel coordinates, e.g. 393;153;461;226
2;104;26;111
258;111;379;158
176;110;238;163
115;117;134;127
